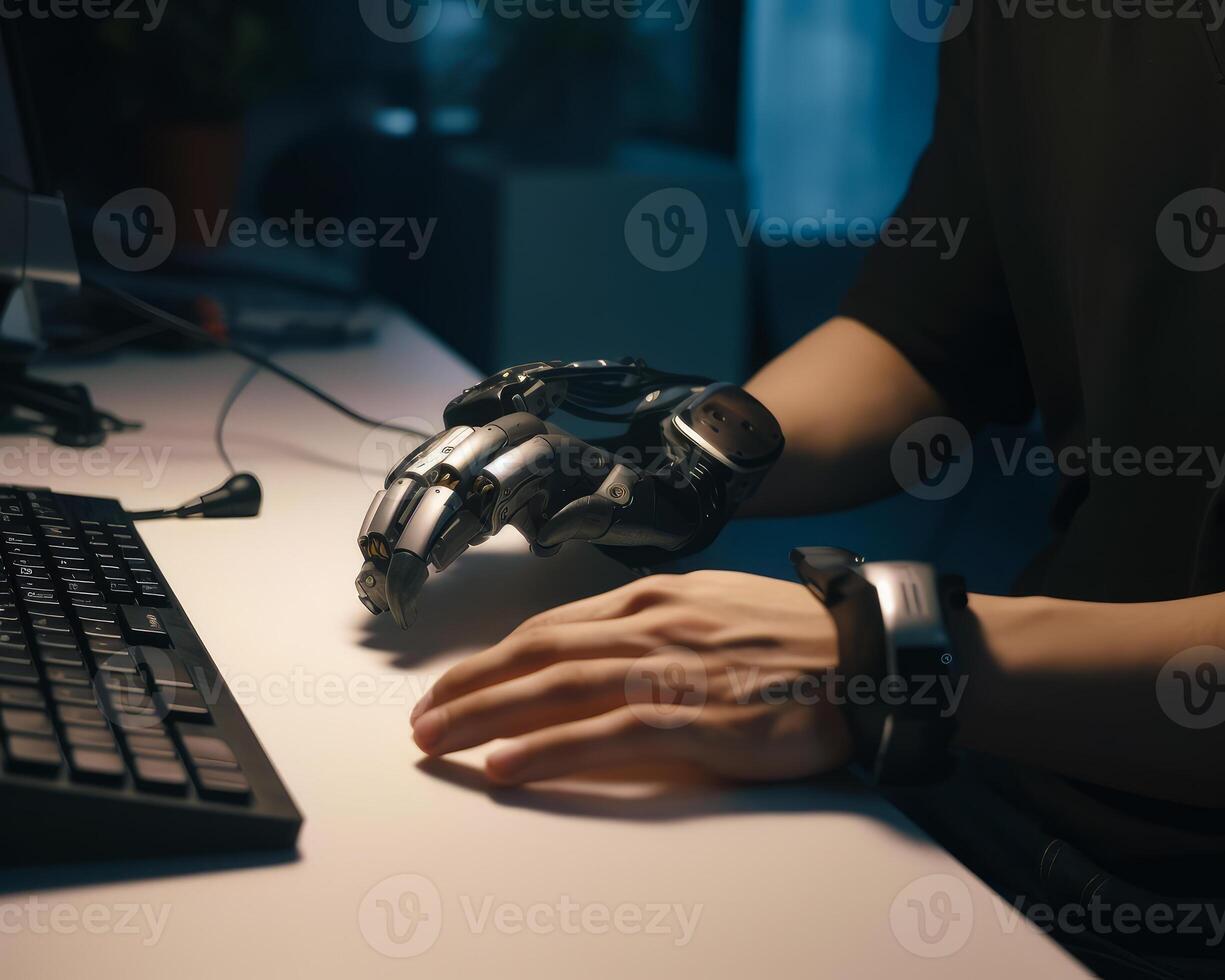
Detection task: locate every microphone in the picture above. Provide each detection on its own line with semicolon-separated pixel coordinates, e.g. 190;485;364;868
127;473;263;521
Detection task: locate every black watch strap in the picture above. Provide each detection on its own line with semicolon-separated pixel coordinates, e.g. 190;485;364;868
791;548;966;786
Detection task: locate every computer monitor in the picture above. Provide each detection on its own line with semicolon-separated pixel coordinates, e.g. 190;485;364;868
0;23;78;351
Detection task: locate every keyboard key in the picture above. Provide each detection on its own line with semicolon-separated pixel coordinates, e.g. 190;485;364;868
109;711;165;734
44;665;90;687
95;651;140;675
0;708;55;736
52;685;100;707
35;648;85;668
181;733;237;766
27;613;70;633
4;734;62;775
59;704;107;727
132;756;188;794
81;620;123;641
0;684;45;709
57;568;97;584
64;725;117;748
64;582;102;600
69;748;126;785
86;636;128;656
120;607;170;646
127;733;178;759
19;587;57;604
99;672;148;696
195;767;251;802
73;604;117;624
106;582;137;604
0;661;38;685
109;688;159;713
160;687;210;721
135;649;198;689
32;631;80;653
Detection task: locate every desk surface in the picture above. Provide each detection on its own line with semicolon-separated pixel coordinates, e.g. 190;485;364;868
0;315;1087;978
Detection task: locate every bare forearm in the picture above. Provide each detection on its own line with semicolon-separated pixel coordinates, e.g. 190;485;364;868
743;317;945;516
956;592;1225;807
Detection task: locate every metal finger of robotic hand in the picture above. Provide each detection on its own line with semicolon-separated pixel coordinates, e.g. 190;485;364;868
355;360;784;629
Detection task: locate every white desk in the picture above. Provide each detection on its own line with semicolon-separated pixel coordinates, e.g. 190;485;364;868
0;315;1088;978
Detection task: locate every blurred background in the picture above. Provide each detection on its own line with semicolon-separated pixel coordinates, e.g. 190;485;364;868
8;0;1054;589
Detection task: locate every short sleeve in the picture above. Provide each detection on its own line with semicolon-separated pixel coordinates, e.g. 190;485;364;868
839;21;1034;427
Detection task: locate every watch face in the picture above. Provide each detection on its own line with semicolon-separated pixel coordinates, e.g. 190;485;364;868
861;563;950;653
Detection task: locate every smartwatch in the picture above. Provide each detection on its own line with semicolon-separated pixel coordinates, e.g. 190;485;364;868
790;547;968;785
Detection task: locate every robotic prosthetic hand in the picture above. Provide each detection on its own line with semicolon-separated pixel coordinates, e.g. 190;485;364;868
355;359;784;629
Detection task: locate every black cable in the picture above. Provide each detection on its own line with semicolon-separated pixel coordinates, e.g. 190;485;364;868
215;364;261;477
82;280;432;441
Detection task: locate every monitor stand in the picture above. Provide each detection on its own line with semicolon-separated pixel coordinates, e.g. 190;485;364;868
0;285;138;448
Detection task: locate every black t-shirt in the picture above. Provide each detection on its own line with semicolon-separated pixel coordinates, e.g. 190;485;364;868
841;8;1225;603
839;9;1225;891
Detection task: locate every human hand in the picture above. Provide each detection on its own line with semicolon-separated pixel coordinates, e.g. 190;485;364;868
410;571;853;785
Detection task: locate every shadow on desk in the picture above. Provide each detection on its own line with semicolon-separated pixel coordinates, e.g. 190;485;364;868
0;848;299;896
418;757;926;841
355;546;634;668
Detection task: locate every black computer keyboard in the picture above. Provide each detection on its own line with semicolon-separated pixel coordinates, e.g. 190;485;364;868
0;486;301;865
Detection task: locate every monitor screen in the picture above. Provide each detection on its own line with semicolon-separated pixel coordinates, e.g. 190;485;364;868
0;28;35;193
